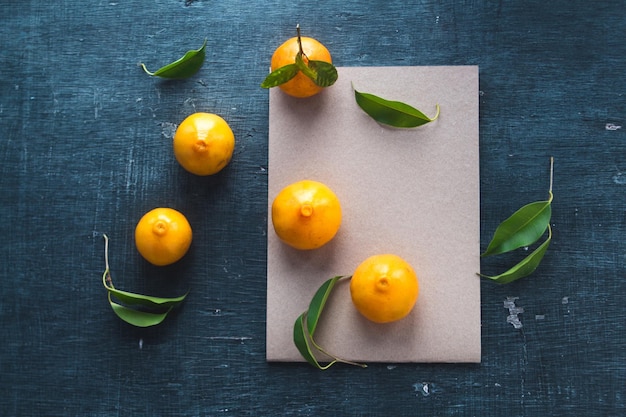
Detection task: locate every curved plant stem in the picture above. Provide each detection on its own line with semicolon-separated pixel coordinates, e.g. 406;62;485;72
310;336;368;368
432;104;441;121
295;24;306;60
103;234;114;289
545;157;554;206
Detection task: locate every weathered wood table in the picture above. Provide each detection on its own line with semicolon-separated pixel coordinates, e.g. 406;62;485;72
2;1;625;415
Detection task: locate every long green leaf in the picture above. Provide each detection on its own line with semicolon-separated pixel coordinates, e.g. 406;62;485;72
354;88;440;128
293;313;336;370
101;235;187;327
481;192;553;257
479;226;552;284
306;276;343;336
108;293;173;327
140;39;207;79
307;60;338;87
261;63;299;88
293;276;367;369
102;270;187;309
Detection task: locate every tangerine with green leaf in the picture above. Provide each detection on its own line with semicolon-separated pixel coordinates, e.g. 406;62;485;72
262;25;338;98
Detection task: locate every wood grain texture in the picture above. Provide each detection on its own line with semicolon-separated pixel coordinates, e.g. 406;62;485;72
1;0;625;415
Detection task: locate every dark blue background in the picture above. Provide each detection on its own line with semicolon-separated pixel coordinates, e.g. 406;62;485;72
1;1;625;415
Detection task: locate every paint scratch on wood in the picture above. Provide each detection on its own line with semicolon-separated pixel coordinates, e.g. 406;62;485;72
504;297;524;329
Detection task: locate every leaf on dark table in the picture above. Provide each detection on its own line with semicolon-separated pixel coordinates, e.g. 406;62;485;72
140;39;207;79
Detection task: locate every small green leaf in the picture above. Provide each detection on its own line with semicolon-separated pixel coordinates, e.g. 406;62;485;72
354;87;440;128
478;225;552;284
108;294;173;327
104;274;187;309
481;193;553;258
140;39;207;79
293;313;336;370
306;276;342;336
293;276;367;370
478;157;555;284
307;60;338;87
261;63;299;88
101;235;187;327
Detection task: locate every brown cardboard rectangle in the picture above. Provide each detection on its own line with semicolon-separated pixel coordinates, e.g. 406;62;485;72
266;66;481;363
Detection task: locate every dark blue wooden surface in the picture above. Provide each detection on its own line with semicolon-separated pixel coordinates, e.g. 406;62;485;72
2;1;625;415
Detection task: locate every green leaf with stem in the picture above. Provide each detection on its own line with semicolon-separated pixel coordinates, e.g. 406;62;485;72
293;276;367;369
478;225;552;284
306;60;338;87
478;157;555;283
293;313;337;369
306;275;342;336
108;294;174;327
261;63;299;88
102;235;187;327
481;197;552;257
354;86;440;128
140;39;207;79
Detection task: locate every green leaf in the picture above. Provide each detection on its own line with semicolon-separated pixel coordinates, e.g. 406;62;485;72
306;276;342;336
479;225;552;284
104;273;187;309
481;192;553;257
108;293;173;327
101;235;187;327
292;276;367;369
307;60;338;87
354;87;440;128
140;39;207;79
293;313;336;370
478;157;555;284
261;63;299;88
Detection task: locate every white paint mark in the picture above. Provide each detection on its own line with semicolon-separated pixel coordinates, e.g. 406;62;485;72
206;336;252;344
139;338;143;349
386;365;397;370
435;15;440;24
413;382;432;396
504;297;524;329
93;89;102;119
535;314;545;320
605;123;622;131
613;172;626;185
561;296;569;304
160;122;177;139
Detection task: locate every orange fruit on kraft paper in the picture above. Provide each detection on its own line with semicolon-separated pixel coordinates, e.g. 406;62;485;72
271;180;342;250
173;112;235;176
135;207;193;266
270;36;333;98
350;254;419;323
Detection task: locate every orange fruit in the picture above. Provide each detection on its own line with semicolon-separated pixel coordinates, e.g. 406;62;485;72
173;112;235;176
135;208;193;266
350;254;419;323
271;180;342;250
270;36;332;98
